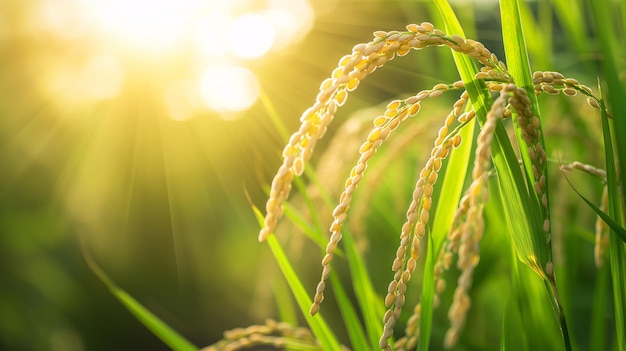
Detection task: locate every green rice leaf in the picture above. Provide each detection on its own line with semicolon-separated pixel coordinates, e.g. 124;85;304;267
500;296;528;351
590;265;610;351
500;2;575;349
261;90;290;142
342;231;384;350
589;0;626;208
598;92;626;350
250;202;342;350
435;0;545;277
329;271;370;351
266;234;343;350
282;202;343;256
272;276;299;326
81;240;198;351
499;0;550;268
563;177;626;243
502;249;530;351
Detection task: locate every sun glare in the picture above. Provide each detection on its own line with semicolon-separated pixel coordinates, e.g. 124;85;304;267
87;0;198;51
36;0;315;116
229;13;275;59
199;65;260;115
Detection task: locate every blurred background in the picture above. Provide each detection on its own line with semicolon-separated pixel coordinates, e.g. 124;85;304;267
0;0;608;350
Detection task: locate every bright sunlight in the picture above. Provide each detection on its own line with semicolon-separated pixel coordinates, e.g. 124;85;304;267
36;0;314;117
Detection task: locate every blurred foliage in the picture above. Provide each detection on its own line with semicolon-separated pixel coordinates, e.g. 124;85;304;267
0;0;613;350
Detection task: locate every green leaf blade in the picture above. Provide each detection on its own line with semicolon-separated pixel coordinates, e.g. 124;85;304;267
82;242;198;351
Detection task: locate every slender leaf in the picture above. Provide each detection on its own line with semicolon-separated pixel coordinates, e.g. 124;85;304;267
266;234;343;350
500;1;573;349
599;93;626;351
342;231;384;350
563;178;626;243
590;265;610;351
272;277;299;327
329;271;370;351
250;203;343;350
499;0;550;270
81;240;198;351
435;0;544;276
589;0;626;204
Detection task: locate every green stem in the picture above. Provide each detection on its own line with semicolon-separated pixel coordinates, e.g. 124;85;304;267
546;274;572;351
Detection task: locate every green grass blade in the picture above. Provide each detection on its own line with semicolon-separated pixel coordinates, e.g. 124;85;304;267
260;90;290;142
250;203;343;350
551;0;587;54
81;240;198;351
342;231;384;350
500;1;574;349
590;265;610;351
599;93;626;351
434;0;546;276
563;179;626;243
516;0;552;70
282;202;344;255
266;234;343;350
503;249;530;351
589;0;626;210
418;234;438;351
500;296;528;351
272;277;299;327
499;0;549;264
329;271;370;351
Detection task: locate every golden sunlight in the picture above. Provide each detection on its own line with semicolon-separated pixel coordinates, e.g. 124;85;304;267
199;65;260;114
34;0;315;115
164;80;202;122
46;53;125;103
228;13;275;59
86;0;199;51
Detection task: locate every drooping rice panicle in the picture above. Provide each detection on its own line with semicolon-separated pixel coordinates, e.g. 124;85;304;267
395;191;472;351
203;319;320;351
559;161;607;179
395;93;473;351
531;71;592;97
530;71;608;115
379;111;464;350
559;161;609;268
311;83;459;316
507;85;553;253
444;89;510;348
259;24;509;242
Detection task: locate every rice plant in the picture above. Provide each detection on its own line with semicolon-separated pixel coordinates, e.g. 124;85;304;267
89;0;624;350
204;0;626;350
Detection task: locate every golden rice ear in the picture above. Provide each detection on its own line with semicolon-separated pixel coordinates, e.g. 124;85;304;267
203;319;318;351
444;90;509;349
258;24;513;242
380;109;463;349
311;83;456;316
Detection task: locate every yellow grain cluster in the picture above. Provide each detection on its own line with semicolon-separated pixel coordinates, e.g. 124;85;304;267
311;82;460;317
203;319;317;351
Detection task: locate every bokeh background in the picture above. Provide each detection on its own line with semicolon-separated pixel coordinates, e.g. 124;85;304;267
0;0;607;350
